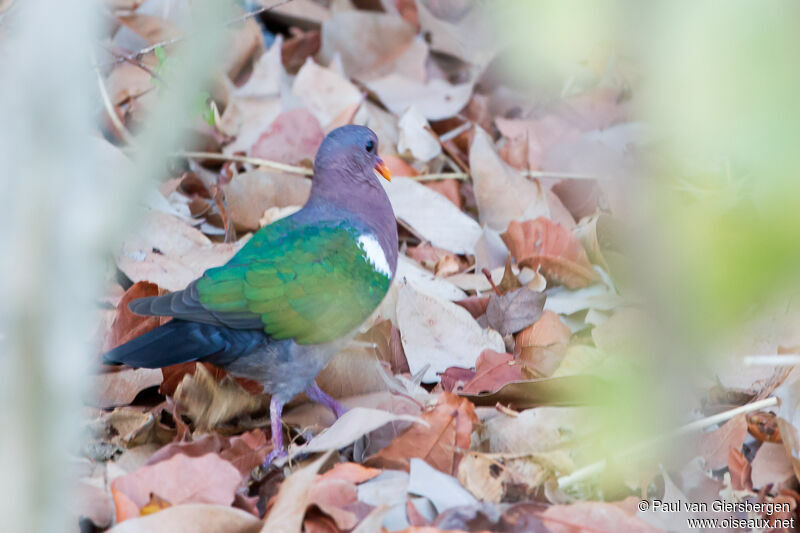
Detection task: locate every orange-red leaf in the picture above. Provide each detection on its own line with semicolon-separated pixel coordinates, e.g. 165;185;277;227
502;217;598;289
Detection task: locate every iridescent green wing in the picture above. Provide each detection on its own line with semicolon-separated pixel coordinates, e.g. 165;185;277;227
195;218;391;344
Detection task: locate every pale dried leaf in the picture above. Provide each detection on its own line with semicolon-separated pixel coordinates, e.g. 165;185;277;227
397;282;504;382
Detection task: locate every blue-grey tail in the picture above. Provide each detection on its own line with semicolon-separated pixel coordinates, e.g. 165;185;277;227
102;320;266;368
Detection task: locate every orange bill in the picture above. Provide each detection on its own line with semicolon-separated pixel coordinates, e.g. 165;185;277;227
374;159;392;182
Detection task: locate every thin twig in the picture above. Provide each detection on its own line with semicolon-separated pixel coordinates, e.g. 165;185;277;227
522;170;604;180
557;396;780;489
174;151;313;175
411;172;470;181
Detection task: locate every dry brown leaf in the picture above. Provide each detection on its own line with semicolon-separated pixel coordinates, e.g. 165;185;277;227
88;368;163;409
320;10;417;81
367;73;475;121
107;504;261;533
502;217;599;289
460;350;523;395
116;211;241;291
386;177;482;255
365;392;477;475
306;463;383;530
316;342;393;399
751;442;795;491
469;128;549;231
460;374;606;410
515;311;571;378
728;447;753;491
281;28;321;74
424;178;462;209
262;451;332;533
485;286;546;337
250;108;324;166
396;282;504;382
102;281;169;352
292;58;362;128
225;170;311;231
454;296;490;320
747;411;782;443
415;0;498;68
539;501;662;533
110;453;242;522
696;413;747;470
174;364;268;429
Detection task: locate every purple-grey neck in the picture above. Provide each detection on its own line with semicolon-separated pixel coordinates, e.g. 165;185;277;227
304;166;399;277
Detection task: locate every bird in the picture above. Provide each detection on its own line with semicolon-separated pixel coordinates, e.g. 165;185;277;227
104;125;398;465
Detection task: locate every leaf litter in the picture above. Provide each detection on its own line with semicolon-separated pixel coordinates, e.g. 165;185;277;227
78;1;800;532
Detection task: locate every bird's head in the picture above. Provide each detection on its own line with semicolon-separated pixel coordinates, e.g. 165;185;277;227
313;125;392;189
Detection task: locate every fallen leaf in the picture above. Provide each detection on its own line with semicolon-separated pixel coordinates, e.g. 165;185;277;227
751;442;795;490
540;501;662;532
315;340;395;399
515;311;571;377
438;367;477;393
281;28;321;74
460;374;608;409
397;106;442;161
110;453;242;522
728;447;753;491
485;286;546;337
367;73;474;121
469;128;549;231
415;0;498;68
116;210;242;291
219;38;283;154
226;170;311;231
543;283;622;318
292;58;362;128
320;10;417;81
366;392;477;475
250;108;324;166
407;458;477;513
396;255;466;301
289;407;423;458
262;451;333;532
385;177;482;255
460;350;523;395
174;364;268;429
747;411;782;443
396;282;504;381
502;217;599;289
107;504;261;533
305;463;383;530
454;296;489;319
695;414;747;471
87;368;163;409
102;281;169;352
424;178;461;209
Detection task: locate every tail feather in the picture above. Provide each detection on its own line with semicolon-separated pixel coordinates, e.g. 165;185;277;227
102;320;265;368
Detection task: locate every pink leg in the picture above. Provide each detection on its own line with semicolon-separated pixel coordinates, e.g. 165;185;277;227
305;381;347;418
263;397;287;466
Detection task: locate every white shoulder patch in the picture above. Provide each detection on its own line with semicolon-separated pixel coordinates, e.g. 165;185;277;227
357;234;391;277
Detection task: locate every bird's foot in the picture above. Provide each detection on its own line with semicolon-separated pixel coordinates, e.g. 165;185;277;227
305;381;348;419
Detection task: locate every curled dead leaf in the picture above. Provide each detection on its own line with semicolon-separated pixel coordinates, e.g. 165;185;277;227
502;217;598;289
515;311;572;378
366;392;477;475
174;364;267;430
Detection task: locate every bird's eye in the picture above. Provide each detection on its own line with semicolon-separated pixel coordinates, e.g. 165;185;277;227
365;140;375;153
